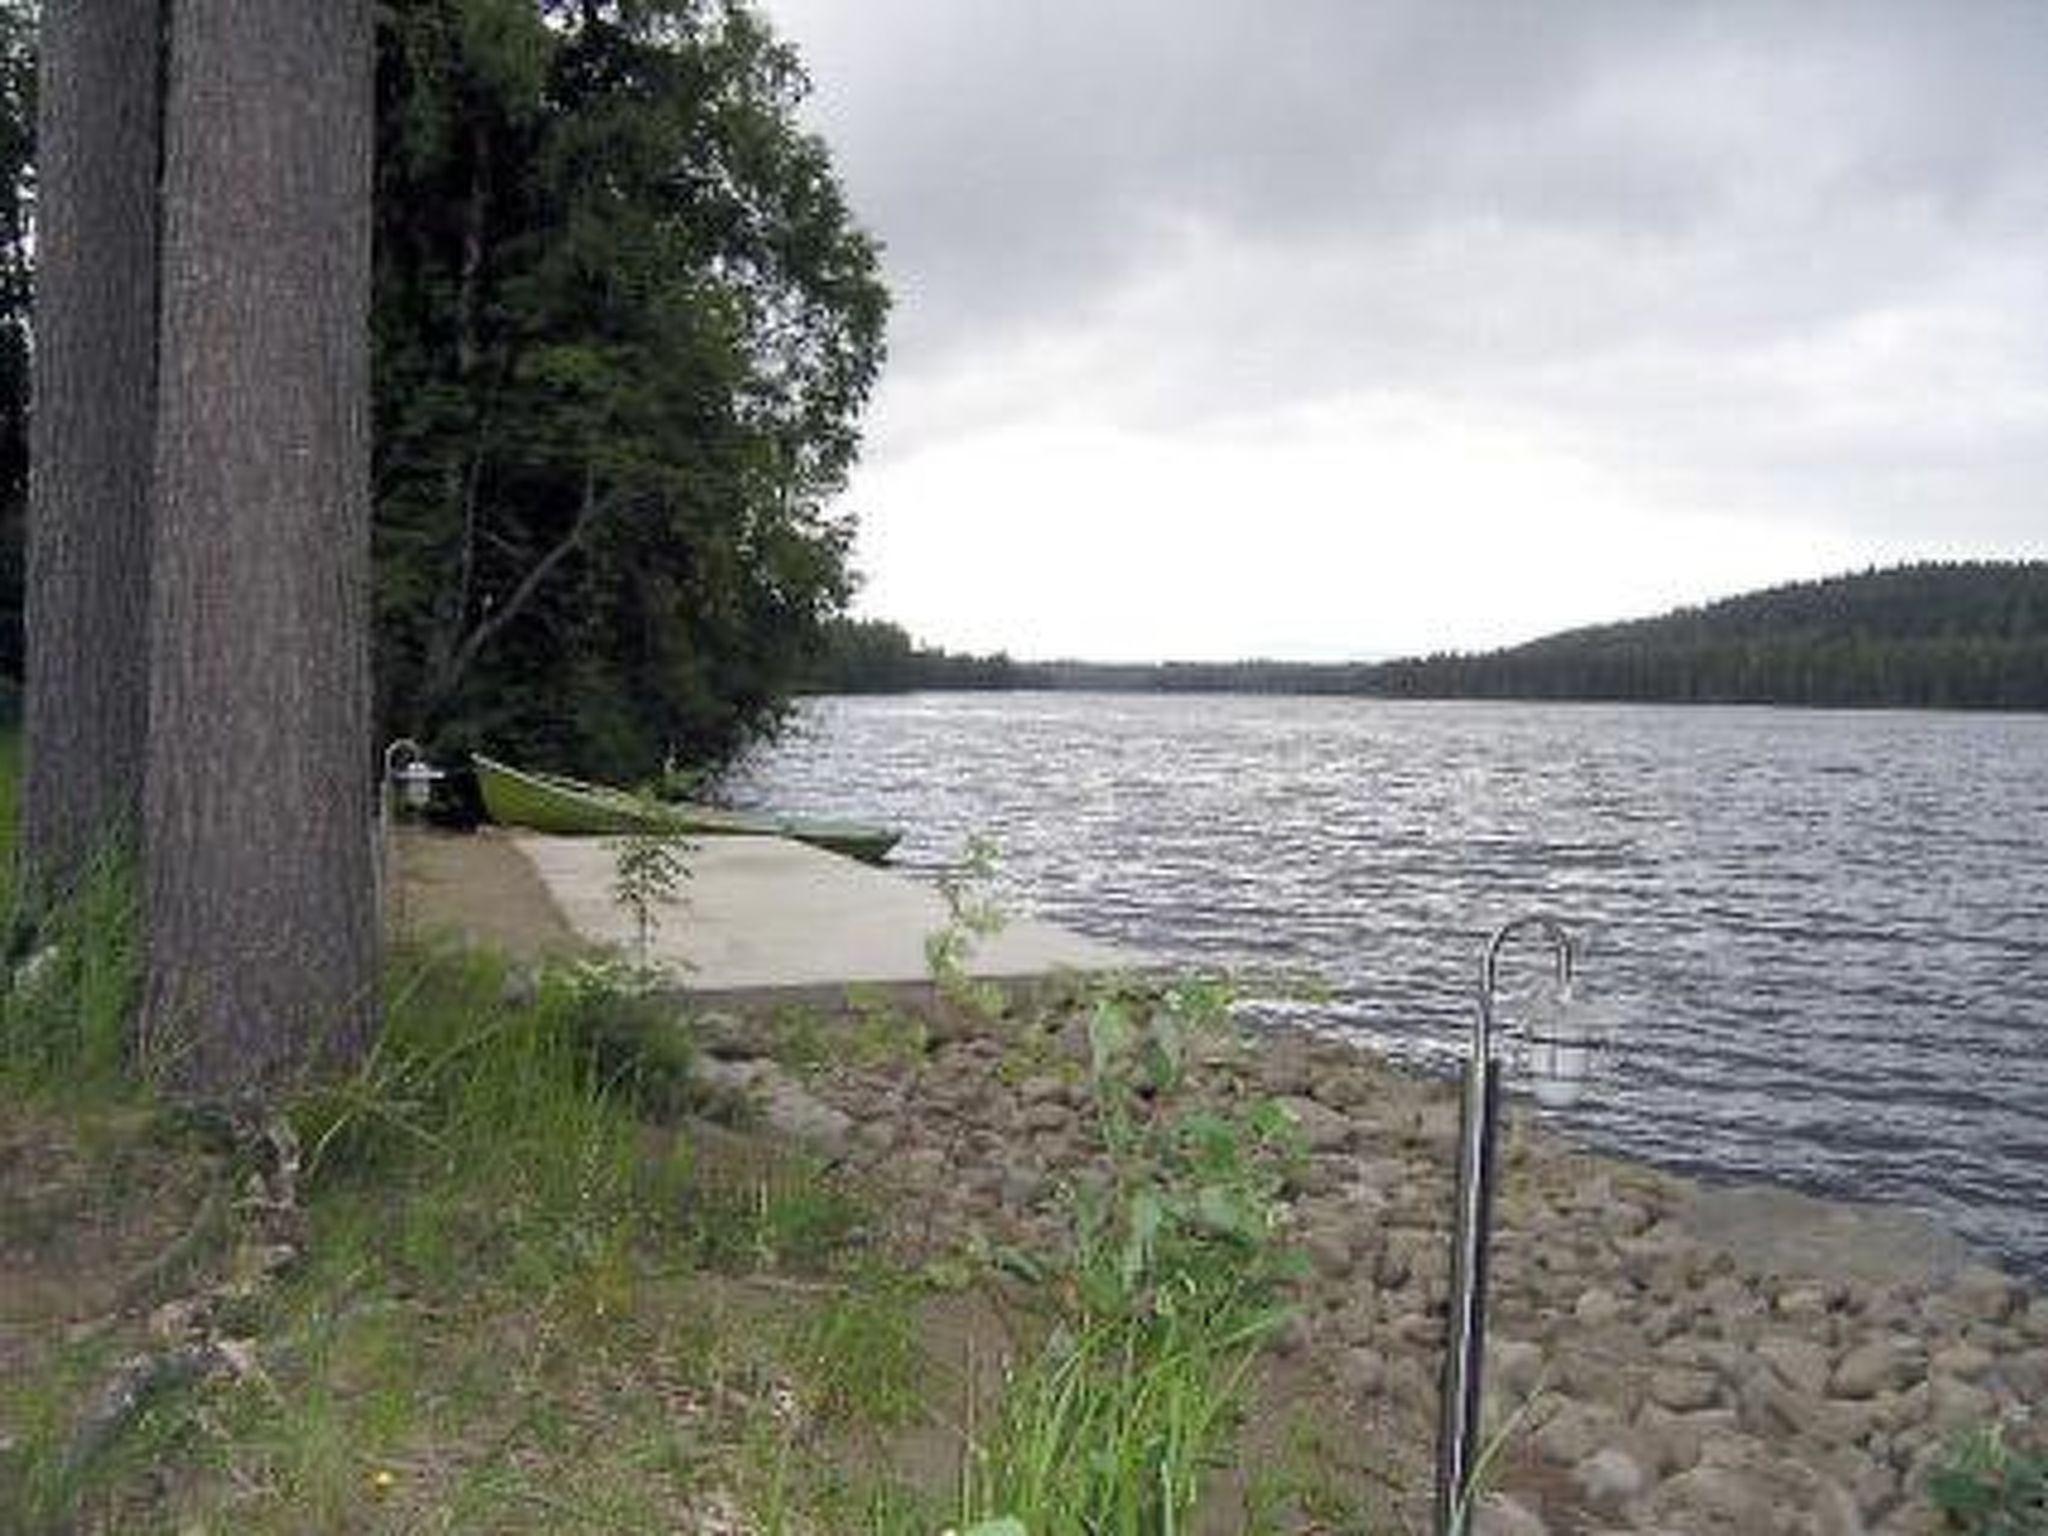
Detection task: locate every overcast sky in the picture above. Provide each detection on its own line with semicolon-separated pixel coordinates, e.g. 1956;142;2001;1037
760;0;2048;662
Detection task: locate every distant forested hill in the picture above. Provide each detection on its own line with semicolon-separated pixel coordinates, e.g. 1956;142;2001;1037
816;562;2048;711
1363;561;2048;710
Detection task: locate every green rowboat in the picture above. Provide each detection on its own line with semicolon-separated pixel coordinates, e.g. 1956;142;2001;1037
472;753;902;865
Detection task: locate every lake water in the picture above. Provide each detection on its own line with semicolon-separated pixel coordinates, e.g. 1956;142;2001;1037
728;692;2048;1280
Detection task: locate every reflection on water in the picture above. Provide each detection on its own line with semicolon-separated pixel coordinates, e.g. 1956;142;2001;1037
730;693;2048;1278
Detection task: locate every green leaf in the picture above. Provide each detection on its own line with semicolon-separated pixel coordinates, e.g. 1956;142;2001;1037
1088;999;1132;1082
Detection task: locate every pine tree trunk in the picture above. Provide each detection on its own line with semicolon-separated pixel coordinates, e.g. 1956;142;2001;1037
23;0;160;888
142;0;378;1095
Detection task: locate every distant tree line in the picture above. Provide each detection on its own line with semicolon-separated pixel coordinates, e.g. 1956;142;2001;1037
803;618;1018;692
818;563;2048;712
1366;562;2048;710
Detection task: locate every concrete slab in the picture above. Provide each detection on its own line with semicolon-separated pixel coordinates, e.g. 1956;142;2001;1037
509;833;1145;995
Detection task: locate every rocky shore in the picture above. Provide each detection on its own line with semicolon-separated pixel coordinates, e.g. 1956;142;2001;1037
692;991;2045;1535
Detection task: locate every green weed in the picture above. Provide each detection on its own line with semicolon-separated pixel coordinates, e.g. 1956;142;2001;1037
0;836;142;1096
1928;1422;2048;1536
792;1272;925;1428
926;834;1009;1019
963;978;1305;1535
608;815;689;966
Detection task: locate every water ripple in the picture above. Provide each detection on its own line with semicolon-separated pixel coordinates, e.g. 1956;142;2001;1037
732;694;2048;1280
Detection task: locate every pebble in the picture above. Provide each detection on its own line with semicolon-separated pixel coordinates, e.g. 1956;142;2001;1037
1757;1334;1836;1398
1301;1223;1355;1280
1535;1400;1623;1465
1832;1338;1922;1400
1573;1445;1647;1512
1929;1341;1992;1381
1950;1264;2019;1323
1650;1366;1722;1413
1574;1285;1624;1327
1273;1093;1352;1153
753;1011;2047;1536
1472;1493;1548;1536
1488;1337;1545;1402
1335;1345;1386;1400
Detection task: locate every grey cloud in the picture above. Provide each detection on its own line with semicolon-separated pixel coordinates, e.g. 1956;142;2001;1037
780;0;2045;355
767;0;2048;547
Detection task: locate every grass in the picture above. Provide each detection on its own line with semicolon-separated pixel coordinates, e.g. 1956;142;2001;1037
0;739;1301;1532
1929;1422;2048;1536
955;983;1307;1535
15;747;2041;1534
1;931;919;1531
0;769;1354;1531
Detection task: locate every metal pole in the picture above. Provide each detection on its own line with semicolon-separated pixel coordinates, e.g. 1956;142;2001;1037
1434;914;1575;1535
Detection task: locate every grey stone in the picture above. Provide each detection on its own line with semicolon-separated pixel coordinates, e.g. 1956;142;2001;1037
1633;1402;1723;1477
1259;1039;1314;1097
1302;1223;1355;1280
1471;1493;1548;1536
1270;1310;1312;1358
1375;1227;1436;1291
998;1168;1044;1207
1949;1263;2019;1323
1489;1338;1546;1403
1018;1100;1069;1134
1929;1341;1993;1381
1391;1310;1441;1347
1644;1463;1774;1534
1016;1072;1066;1105
693;1058;854;1156
1775;1284;1834;1323
1407;1095;1461;1147
1739;1371;1827;1440
1833;1338;1922;1400
498;965;541;1010
1650;1367;1722;1412
1572;1446;1647;1512
1534;1400;1623;1465
1574;1285;1624;1327
1335;1345;1386;1399
1997;1347;2048;1401
1925;1373;1993;1432
1817;1475;1869;1536
1273;1094;1353;1153
1757;1334;1837;1399
1293;1153;1347;1197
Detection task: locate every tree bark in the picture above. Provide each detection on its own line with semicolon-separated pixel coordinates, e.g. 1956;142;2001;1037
142;0;378;1096
23;0;160;889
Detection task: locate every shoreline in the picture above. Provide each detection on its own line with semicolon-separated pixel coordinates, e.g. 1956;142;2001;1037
693;992;2046;1535
396;826;2043;1530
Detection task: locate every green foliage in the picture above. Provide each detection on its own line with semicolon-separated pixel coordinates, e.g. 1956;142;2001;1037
548;956;700;1121
374;0;887;777
0;736;143;1096
853;561;2048;713
964;979;1304;1535
0;1;885;765
609;817;690;964
290;947;661;1198
0;839;142;1093
925;834;1008;1018
1928;1423;2048;1536
791;1272;925;1428
806;617;1019;694
1368;559;2048;710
